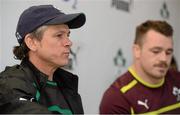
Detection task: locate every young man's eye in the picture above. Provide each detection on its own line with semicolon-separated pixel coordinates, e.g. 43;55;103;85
152;50;160;54
166;51;173;55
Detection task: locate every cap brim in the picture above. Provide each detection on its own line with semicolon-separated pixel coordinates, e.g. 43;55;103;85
45;13;86;29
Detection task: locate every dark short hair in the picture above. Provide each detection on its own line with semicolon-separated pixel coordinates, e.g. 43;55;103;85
134;20;173;46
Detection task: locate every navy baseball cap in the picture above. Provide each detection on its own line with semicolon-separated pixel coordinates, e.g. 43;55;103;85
15;5;86;44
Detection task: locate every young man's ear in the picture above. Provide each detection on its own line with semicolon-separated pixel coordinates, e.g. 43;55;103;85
133;44;141;59
24;34;38;51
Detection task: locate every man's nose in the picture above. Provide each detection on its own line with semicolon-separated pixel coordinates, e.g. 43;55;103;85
160;52;168;62
64;38;72;47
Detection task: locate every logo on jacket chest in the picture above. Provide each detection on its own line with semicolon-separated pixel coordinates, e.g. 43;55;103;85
137;99;149;110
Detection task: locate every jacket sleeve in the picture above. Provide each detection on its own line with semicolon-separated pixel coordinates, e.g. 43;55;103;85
0;77;51;114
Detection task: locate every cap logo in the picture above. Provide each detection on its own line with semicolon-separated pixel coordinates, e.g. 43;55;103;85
16;32;23;43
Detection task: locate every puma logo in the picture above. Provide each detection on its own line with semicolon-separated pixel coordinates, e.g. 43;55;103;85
137;99;149;109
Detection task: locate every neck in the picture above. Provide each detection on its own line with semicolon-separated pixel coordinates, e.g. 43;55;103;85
29;55;57;81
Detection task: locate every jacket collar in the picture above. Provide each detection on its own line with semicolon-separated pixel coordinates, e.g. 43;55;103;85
20;58;48;90
54;68;79;93
20;58;79;94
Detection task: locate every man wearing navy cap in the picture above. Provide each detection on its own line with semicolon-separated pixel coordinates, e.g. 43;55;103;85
0;5;86;114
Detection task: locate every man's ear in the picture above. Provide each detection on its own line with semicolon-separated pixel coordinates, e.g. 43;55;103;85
24;34;38;51
133;44;141;59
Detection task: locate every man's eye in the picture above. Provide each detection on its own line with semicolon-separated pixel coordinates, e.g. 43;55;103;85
166;51;173;55
57;34;63;37
67;32;70;37
56;33;70;38
152;50;160;54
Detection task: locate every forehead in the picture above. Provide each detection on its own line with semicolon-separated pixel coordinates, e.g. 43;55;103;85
143;30;173;48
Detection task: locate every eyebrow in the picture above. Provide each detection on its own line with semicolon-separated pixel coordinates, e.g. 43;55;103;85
150;47;174;52
167;48;174;52
52;30;70;37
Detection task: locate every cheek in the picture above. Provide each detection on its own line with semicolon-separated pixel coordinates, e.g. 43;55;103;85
140;54;154;66
40;39;65;55
167;57;173;65
48;42;65;56
43;40;59;49
140;51;151;61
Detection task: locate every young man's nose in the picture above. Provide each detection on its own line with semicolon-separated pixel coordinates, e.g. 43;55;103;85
160;51;168;62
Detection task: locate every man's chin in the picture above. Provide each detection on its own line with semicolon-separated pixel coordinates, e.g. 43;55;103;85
154;73;166;79
56;61;69;68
